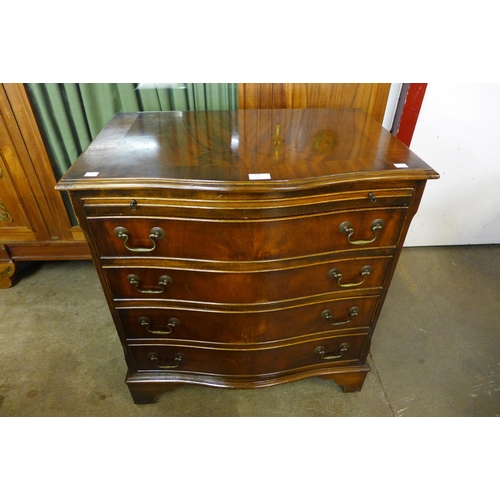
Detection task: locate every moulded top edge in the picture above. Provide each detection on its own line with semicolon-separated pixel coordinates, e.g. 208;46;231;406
56;169;439;193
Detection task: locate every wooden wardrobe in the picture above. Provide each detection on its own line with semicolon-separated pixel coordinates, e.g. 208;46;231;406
0;84;91;287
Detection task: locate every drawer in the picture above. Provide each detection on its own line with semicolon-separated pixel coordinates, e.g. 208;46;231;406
104;256;392;303
117;295;379;343
88;207;408;260
128;332;369;375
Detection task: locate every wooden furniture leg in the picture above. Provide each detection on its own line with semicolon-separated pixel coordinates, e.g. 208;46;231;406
126;380;184;404
319;366;370;393
0;245;15;288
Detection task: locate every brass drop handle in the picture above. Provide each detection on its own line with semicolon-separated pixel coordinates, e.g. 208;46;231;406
328;265;373;288
148;352;184;369
139;316;180;335
315;343;349;360
322;306;360;326
114;226;165;252
339;219;384;246
127;274;173;294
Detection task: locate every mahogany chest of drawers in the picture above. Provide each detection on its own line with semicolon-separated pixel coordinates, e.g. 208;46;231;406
57;109;438;404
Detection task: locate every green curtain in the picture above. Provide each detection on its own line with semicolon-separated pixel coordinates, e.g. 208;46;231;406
26;83;238;180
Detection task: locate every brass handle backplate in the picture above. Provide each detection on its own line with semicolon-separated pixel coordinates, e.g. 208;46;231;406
322;306;360;326
139;316;180;335
149;352;184;369
127;274;173;294
315;343;349;360
328;265;373;288
114;226;165;252
339;219;384;246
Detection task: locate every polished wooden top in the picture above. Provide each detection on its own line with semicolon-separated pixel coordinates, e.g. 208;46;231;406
57;109;439;191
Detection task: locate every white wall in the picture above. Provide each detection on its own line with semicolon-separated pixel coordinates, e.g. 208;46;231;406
403;83;500;246
382;83;402;131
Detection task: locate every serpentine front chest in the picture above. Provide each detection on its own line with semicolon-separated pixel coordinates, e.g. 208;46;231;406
57;109;438;404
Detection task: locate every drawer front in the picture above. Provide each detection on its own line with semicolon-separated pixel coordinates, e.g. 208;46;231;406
129;333;368;375
104;256;392;303
88;207;408;260
117;296;379;343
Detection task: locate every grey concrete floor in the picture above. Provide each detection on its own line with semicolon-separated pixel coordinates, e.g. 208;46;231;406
1;245;499;417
